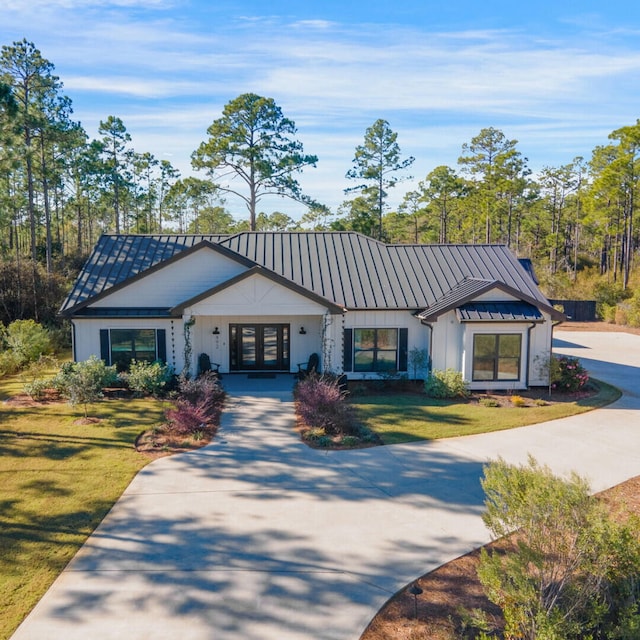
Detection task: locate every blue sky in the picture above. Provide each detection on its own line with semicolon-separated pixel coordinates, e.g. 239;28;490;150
2;0;640;219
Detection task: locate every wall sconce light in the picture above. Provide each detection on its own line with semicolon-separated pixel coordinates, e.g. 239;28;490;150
299;326;306;335
212;327;220;335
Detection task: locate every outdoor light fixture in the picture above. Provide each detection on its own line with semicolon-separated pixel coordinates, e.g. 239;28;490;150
299;326;306;334
408;583;423;619
212;327;220;335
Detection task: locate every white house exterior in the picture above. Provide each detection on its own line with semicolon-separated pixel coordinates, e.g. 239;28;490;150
60;232;564;390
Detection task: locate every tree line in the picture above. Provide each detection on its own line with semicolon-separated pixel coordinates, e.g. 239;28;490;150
1;39;638;325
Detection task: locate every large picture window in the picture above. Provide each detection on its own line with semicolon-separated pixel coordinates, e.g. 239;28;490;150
473;333;522;381
109;329;158;370
354;328;398;372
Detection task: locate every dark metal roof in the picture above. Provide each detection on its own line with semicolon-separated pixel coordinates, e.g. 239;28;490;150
456;302;544;322
518;258;539;284
60;232;562;319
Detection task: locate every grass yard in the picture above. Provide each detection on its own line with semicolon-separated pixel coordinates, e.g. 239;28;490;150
352;380;620;445
0;372;166;640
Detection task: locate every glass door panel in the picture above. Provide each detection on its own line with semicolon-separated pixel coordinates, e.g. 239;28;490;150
230;324;290;371
262;326;279;367
241;327;256;366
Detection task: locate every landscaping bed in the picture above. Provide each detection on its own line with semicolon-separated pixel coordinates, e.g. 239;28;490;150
361;475;640;640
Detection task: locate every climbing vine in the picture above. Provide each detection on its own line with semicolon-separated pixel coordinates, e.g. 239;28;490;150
182;317;196;378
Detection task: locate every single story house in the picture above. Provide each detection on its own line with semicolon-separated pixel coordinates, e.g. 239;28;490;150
59;232;564;390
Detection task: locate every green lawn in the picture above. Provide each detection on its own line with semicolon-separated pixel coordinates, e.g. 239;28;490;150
0;372;166;640
352;380;621;445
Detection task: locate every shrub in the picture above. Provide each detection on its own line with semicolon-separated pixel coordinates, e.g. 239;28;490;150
424;368;469;399
2;319;52;368
0;350;21;376
165;372;225;435
510;395;526;407
20;355;58;400
294;373;355;436
340;435;359;447
52;356;119;417
23;377;50;401
408;347;429;380
479;397;500;408
122;360;174;397
551;355;589;392
478;456;640;640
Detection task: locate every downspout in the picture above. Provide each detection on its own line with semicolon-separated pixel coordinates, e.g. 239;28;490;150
525;322;536;387
71;320;77;362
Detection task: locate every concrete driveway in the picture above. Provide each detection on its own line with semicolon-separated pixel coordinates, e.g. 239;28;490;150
11;331;640;640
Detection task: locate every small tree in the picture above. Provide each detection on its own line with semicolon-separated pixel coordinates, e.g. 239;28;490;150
478;456;640;639
53;356;118;418
408;347;429;380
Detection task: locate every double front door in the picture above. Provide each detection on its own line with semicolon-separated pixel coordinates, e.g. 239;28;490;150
229;324;290;371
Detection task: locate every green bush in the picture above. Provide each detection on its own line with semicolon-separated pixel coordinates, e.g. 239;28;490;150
0;350;21;376
478;456;640;640
20;355;59;400
52;356;119;417
122;360;174;397
424;368;469;399
1;319;52;368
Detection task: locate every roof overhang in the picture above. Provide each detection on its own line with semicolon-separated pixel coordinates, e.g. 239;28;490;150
417;279;565;323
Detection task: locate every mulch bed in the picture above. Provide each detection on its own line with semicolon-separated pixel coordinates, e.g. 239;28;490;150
360;477;640;640
135;424;217;458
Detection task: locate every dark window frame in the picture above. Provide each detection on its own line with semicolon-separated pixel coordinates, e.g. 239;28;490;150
107;328;161;370
472;333;522;382
353;328;399;372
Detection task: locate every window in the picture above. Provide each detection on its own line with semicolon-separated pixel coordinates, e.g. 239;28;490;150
473;333;522;381
109;329;158;370
354;328;399;372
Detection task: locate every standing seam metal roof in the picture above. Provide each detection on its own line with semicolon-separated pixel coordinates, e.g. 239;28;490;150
60;232;554;316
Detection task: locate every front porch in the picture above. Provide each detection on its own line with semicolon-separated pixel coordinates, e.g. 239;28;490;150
186;313;341;376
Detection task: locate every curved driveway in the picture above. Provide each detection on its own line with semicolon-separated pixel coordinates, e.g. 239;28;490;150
12;331;640;640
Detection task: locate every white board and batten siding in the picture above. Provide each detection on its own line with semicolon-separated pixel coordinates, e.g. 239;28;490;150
72;317;182;370
183;271;336;373
91;247;246;308
429;309;555;391
190;315;324;374
342;310;429;380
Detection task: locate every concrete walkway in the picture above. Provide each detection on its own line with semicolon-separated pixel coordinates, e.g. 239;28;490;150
11;332;640;640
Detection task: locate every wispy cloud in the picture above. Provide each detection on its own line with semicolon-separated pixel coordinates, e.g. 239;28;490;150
2;4;639;216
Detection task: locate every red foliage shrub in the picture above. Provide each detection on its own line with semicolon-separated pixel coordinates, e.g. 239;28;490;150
294;373;355;436
165;373;225;434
